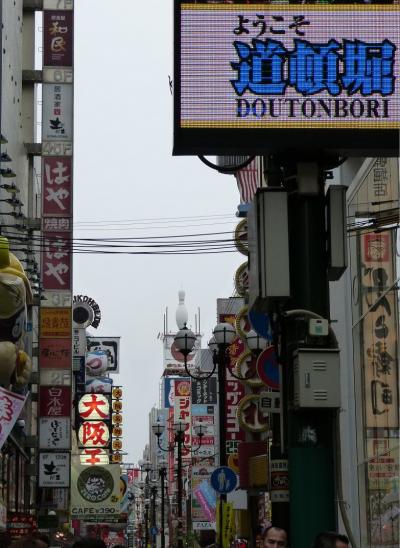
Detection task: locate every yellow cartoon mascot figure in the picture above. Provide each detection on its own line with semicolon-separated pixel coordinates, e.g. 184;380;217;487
0;237;33;388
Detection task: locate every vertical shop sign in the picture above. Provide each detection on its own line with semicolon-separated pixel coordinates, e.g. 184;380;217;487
43;10;73;66
40;338;72;368
39;386;71;417
39;452;70;487
191;377;217;405
41;232;72;291
361;231;398;429
42;157;72;216
39;417;71;449
219;314;246;454
40;308;71;338
174;379;192;453
359;228;399;546
42;84;73;141
351;158;399;218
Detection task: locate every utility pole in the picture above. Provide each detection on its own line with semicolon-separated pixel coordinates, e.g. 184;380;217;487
159;465;167;548
282;161;338;548
250;158;343;548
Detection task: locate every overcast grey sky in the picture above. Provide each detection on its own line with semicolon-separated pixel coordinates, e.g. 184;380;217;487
73;0;243;464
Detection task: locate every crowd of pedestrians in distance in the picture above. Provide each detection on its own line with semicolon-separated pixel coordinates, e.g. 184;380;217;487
0;528;351;548
0;535;108;548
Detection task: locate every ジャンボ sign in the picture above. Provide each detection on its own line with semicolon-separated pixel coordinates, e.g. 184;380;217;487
174;3;399;155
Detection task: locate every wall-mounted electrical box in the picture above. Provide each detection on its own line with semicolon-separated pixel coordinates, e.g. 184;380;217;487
293;348;340;409
248;188;290;312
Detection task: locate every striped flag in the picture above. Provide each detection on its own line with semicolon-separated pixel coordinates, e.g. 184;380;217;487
235;158;260;204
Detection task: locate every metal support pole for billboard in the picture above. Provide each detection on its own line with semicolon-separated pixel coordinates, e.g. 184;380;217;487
284;162;337;548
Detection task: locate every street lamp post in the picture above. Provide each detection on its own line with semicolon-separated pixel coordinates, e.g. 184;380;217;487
144;499;150;548
209;322;236;548
152;420;204;548
158;460;168;548
140;461;152;548
174;324;216;380
150;479;158;547
174;322;237;547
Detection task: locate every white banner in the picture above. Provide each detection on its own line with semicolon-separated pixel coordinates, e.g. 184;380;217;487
0;388;27;451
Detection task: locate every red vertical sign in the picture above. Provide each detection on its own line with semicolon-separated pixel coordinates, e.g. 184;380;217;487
43;11;73;67
42;157;72;216
219;314;246;455
41;232;72;290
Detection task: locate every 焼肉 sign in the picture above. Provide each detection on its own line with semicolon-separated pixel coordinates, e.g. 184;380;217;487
174;3;400;156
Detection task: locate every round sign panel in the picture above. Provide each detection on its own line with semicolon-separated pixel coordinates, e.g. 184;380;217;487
256;346;280;390
234;262;249;297
78;393;110;420
77;466;115;503
78;420;110;448
237;394;269;434
248;309;272;342
227;454;240;474
235;350;263;388
234;219;248;256
235;305;251;340
210;466;238;494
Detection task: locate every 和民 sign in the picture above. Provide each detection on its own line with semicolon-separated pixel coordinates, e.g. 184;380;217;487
174;3;399;156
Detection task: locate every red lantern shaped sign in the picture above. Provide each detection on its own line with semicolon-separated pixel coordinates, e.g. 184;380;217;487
78;420;110;448
78;393;110;420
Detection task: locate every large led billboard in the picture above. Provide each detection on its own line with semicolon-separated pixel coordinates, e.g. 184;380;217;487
173;3;400;156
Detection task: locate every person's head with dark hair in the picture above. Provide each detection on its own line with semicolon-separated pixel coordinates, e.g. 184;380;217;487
262;526;288;547
312;532;349;548
0;532;12;548
333;534;349;548
72;541;86;548
255;525;264;547
72;538;107;548
30;533;49;547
